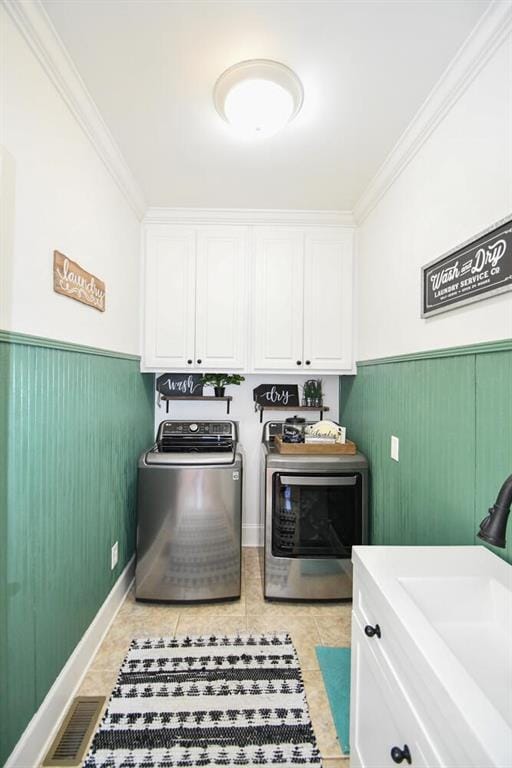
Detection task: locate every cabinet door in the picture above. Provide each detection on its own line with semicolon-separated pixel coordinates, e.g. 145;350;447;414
303;229;353;371
195;227;248;370
252;227;304;370
350;618;441;768
143;226;196;369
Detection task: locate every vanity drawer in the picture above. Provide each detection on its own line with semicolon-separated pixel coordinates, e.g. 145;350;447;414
351;615;442;768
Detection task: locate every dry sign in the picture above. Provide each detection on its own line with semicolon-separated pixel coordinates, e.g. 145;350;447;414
53;251;105;312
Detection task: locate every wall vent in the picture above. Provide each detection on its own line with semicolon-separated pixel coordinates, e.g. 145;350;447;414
42;696;105;766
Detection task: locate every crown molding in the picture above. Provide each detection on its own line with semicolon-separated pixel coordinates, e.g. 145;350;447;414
144;207;355;227
3;0;146;220
353;0;512;225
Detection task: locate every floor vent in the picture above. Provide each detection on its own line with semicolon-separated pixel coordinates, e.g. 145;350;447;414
42;696;106;767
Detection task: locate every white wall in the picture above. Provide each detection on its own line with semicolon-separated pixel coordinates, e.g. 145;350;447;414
0;7;141;354
154;374;340;546
356;31;512;361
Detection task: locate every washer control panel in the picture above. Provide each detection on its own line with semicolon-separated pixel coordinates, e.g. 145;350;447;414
159;421;235;438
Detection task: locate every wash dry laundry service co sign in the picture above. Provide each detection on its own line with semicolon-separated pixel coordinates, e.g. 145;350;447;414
53;251;106;311
421;217;512;317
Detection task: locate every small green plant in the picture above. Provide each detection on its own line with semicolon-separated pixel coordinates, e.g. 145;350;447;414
303;378;323;406
200;373;245;388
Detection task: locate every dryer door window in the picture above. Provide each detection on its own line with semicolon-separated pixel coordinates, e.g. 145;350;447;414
271;472;362;558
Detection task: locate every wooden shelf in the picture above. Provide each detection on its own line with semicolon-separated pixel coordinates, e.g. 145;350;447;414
158;395;233;415
254;403;329;423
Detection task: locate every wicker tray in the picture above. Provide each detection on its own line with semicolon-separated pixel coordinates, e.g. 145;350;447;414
274;434;357;455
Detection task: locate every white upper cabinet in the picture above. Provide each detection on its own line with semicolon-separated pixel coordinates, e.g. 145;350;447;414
251;226;354;373
142;217;354;374
303;229;353;371
195;227;247;370
144;226;196;369
252;228;304;370
142;225;248;371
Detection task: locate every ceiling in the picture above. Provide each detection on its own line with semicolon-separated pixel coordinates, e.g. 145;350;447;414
43;0;490;211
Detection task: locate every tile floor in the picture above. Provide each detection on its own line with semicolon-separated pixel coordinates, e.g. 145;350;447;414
79;548;351;767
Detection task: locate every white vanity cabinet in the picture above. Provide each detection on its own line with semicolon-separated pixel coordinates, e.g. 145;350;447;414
143;225;248;371
351;616;442;768
350;546;512;768
251;226;354;373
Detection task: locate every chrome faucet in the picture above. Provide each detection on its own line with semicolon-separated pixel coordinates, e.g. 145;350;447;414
477;474;512;548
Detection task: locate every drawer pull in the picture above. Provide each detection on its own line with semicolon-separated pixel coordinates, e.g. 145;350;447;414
364;623;381;639
390;744;412;764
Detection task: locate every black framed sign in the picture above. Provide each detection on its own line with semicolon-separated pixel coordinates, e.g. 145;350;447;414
156;373;203;397
253;384;299;407
421;216;512;317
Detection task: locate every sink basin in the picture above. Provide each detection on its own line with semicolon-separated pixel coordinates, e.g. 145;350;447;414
399;575;512;726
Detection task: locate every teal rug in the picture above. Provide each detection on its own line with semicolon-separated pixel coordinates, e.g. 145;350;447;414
315;646;351;755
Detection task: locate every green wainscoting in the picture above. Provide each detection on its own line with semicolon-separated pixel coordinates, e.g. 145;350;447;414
0;332;154;764
339;341;512;566
1;343;9;764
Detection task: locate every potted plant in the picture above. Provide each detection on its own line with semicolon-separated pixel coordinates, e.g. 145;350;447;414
303;378;323;407
200;373;245;397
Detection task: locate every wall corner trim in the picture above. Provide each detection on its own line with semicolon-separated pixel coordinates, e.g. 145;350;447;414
356;338;512;368
353;0;512;224
144;207;355;228
242;524;263;548
4;556;135;768
3;0;146;220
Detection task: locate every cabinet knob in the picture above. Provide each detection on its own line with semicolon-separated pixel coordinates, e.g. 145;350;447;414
187;359;193;365
305;360;311;365
197;359;202;364
296;360;302;366
364;623;381;639
390;745;411;765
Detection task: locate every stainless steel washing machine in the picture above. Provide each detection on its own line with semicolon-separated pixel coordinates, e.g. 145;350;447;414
136;420;243;602
260;421;368;601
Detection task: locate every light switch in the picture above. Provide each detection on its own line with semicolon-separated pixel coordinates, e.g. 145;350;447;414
391;435;399;462
111;541;119;570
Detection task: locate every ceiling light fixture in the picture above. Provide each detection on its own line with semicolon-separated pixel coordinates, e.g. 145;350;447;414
214;59;304;138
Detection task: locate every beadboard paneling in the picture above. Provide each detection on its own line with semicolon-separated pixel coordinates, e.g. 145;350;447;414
475;351;512;564
1;335;153;764
340;345;511;564
0;343;11;759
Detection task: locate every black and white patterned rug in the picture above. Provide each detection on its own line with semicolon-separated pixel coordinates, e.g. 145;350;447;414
84;633;322;767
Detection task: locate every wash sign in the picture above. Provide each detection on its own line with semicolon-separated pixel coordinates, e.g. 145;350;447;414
421;216;512;317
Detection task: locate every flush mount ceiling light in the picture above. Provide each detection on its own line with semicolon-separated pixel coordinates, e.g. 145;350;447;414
214;59;304;138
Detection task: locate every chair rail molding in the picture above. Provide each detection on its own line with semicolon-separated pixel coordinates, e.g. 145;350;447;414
3;0;146;220
353;0;512;224
143;207;355;228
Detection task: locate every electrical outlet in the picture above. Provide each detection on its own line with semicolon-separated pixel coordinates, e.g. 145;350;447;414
111;541;118;570
391;435;399;462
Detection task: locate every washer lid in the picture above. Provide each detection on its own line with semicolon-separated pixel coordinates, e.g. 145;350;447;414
144;448;236;466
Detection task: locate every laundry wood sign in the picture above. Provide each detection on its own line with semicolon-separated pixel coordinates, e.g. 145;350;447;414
421;216;512;317
53;251;106;312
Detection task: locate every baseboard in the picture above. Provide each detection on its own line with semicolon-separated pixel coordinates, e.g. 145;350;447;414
5;556;135;768
242;524;262;547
